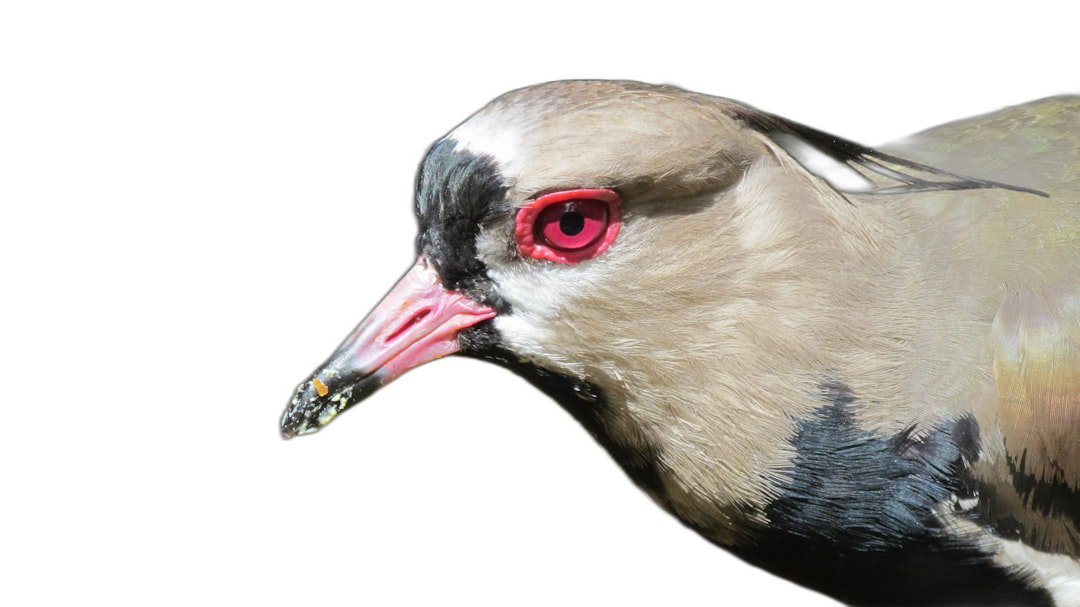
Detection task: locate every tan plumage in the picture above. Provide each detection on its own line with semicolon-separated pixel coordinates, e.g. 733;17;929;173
284;82;1080;604
885;99;1080;559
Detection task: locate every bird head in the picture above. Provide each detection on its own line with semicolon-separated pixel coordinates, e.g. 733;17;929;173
280;81;1065;602
279;80;1034;538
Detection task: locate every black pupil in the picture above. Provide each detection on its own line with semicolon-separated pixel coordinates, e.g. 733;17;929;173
560;211;585;236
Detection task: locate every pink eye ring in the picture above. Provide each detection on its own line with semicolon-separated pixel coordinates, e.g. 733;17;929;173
515;189;622;264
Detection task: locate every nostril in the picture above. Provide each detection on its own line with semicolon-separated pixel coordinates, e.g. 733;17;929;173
384;308;431;344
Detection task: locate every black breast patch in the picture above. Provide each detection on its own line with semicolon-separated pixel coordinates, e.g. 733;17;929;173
731;382;1052;605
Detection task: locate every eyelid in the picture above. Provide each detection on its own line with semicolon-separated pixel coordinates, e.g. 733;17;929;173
522;189;621;209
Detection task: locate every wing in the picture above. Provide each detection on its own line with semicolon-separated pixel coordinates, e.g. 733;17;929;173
879;96;1080;556
989;286;1080;555
883;96;1080;198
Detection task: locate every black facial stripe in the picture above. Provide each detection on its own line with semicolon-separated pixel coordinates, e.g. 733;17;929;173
457;331;668;503
415;139;509;309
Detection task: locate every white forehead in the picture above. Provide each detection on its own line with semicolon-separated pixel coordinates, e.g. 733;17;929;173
447;107;528;179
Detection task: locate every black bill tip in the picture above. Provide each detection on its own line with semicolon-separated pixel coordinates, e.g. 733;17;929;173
280;372;383;439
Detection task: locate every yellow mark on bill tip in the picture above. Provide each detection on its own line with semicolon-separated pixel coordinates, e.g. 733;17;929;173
312;377;329;397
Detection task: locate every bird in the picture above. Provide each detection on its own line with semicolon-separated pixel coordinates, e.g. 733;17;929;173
280;81;1080;605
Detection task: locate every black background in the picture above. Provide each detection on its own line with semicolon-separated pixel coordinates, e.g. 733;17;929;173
177;33;1071;600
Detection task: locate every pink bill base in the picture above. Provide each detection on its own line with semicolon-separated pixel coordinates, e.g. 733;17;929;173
281;256;497;437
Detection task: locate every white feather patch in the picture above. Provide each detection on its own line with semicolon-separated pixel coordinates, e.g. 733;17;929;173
996;538;1080;606
449;114;523;176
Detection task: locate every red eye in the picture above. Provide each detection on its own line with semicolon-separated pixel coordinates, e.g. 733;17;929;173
515;189;622;264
